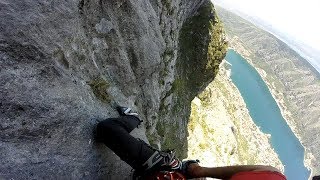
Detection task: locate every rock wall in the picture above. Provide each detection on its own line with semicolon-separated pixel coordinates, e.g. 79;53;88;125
0;0;226;179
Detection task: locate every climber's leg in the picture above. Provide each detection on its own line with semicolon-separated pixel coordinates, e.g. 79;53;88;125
96;116;155;169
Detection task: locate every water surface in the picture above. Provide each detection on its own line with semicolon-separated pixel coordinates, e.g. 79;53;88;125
226;49;310;180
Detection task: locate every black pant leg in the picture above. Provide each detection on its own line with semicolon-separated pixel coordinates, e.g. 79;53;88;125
97;116;155;170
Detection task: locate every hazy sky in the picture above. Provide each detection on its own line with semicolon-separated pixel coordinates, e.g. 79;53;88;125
212;0;320;52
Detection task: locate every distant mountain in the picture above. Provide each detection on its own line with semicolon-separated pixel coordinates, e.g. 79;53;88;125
212;2;320;75
241;16;320;76
216;6;320;177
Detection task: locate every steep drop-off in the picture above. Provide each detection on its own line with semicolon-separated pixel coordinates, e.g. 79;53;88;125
216;7;320;176
0;0;226;179
187;62;284;172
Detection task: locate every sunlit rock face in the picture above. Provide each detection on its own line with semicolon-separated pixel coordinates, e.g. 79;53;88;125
0;0;227;179
187;62;284;172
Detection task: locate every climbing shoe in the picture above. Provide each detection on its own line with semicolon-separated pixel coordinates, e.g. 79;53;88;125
141;150;182;172
116;106;139;117
160;150;182;170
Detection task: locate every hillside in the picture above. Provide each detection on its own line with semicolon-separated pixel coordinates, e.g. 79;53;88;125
216;6;320;176
187;61;284;171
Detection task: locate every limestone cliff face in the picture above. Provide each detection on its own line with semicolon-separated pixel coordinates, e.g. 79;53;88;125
0;0;226;179
187;62;284;171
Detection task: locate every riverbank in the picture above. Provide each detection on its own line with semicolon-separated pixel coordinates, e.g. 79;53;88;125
228;36;315;179
187;61;284;172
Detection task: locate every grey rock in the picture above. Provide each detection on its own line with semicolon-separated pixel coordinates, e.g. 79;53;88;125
0;0;224;179
95;18;113;34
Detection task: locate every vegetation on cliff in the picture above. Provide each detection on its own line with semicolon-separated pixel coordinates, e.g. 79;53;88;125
153;1;228;158
187;62;284;171
174;2;227;101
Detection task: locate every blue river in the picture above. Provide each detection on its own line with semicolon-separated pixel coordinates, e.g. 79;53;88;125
225;49;310;180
